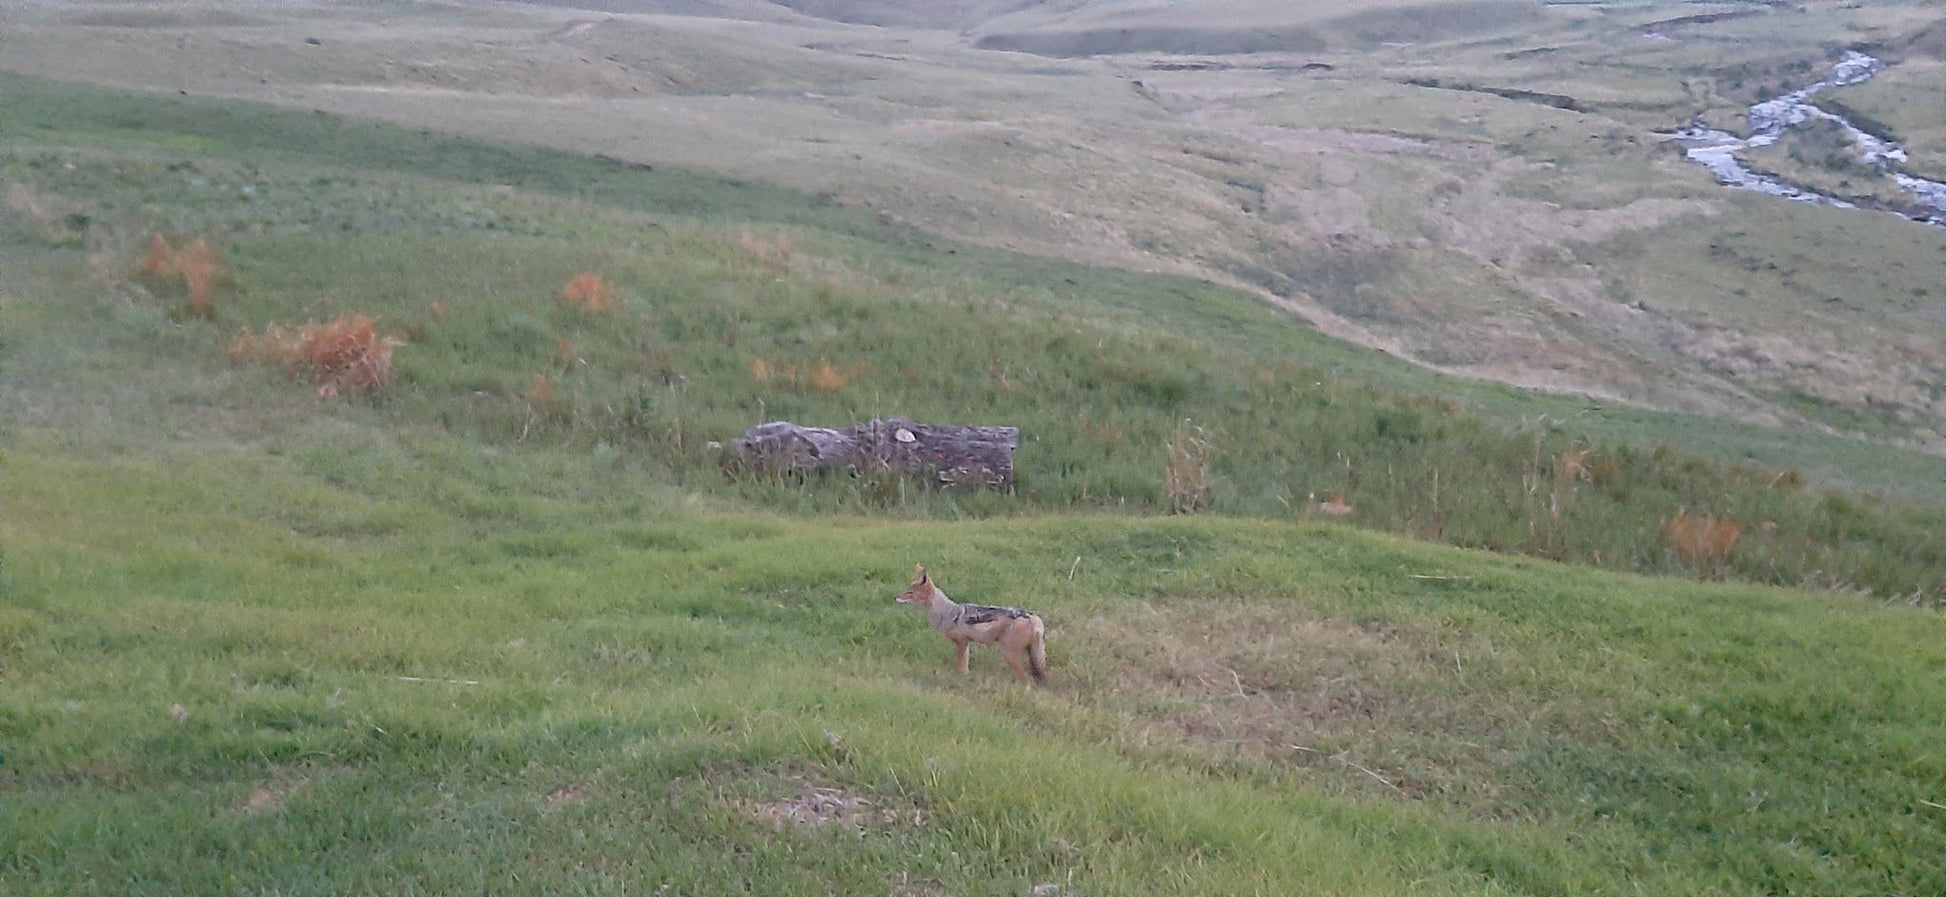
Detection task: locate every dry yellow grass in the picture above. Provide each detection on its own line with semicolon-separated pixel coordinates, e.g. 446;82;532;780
750;357;854;393
806;358;848;392
143;234;224;317
230;313;404;397
1164;422;1214;514
525;372;556;405
557;272;618;314
1659;507;1742;574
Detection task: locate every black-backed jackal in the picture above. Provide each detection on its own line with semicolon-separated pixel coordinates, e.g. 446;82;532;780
896;565;1047;685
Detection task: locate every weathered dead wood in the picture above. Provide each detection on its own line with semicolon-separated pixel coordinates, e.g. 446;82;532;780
726;418;1019;490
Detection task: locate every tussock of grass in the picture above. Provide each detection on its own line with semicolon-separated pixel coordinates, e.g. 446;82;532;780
557;271;619;314
1658;507;1743;575
142;233;223;317
230;313;404;397
1162;421;1213;514
749;356;859;393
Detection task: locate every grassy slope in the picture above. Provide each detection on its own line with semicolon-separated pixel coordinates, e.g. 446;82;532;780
7;0;1946;446
1823;55;1946;181
7;426;1946;895
0;0;1938;447
3;75;1946;894
5;73;1941;571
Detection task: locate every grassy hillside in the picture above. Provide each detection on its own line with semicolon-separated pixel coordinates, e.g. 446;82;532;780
4;74;1946;894
1824;54;1946;181
7;0;1945;449
3;73;1941;594
972;0;1543;56
10;441;1945;896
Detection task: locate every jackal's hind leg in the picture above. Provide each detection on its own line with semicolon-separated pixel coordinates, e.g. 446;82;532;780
1000;644;1031;683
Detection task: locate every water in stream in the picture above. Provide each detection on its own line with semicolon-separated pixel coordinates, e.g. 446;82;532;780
1665;51;1946;227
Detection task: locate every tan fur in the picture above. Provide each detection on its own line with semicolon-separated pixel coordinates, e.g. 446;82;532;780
896;565;1047;685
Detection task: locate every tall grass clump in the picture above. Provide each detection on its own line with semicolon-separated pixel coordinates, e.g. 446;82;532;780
1659;507;1743;575
558;272;618;314
750;357;854;393
142;233;224;317
1164;421;1214;514
230;313;404;397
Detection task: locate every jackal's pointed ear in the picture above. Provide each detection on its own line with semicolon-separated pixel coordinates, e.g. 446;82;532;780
914;564;929;583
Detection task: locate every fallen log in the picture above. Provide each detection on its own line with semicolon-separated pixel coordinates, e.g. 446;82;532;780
726;418;1019;490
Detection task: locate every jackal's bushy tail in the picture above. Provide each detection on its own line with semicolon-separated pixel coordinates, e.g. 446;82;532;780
1028;616;1048;684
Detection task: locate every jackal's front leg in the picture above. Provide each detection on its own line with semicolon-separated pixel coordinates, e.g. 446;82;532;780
953;640;971;673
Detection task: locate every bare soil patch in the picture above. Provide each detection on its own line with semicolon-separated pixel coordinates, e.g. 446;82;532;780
232;777;310;815
542;780;594;809
737;770;927;831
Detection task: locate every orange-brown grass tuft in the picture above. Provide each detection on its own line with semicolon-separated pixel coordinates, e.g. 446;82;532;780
525;373;556;405
750;357;858;393
1554;448;1592;488
806;358;848;393
988;361;1013;391
231;313;404;398
1164;421;1214;514
143;234;225;317
299;314;404;398
737;230;798;271
1659;508;1742;573
557;272;618;314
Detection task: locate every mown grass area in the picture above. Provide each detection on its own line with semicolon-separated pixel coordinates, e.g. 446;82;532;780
3;73;1946;892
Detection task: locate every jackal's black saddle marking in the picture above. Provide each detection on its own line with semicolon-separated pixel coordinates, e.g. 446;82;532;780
955;604;1033;625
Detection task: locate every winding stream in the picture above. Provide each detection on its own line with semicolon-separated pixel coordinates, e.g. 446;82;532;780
1665;51;1946;226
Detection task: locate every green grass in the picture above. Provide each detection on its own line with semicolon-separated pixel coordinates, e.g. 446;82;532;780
6;438;1946;895
3;71;1946;894
2;73;1941;596
10;0;1946;454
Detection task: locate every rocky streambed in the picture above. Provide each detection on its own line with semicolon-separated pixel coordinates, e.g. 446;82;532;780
1666;51;1946;227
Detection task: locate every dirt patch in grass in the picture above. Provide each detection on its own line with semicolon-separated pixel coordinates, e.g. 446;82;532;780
542;780;595;809
735;769;927;831
232;777;310;815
